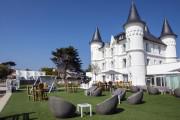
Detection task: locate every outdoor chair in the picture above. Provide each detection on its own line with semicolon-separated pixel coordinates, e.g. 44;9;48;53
48;96;76;118
147;86;159;95
27;85;36;101
96;95;118;115
119;81;123;88
71;82;80;93
92;87;103;96
130;86;140;93
86;86;98;96
127;90;143;104
174;88;180;98
112;88;126;101
38;83;48;101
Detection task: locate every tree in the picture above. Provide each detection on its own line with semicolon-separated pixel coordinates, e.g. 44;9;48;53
51;46;82;81
41;67;57;76
2;61;16;68
0;61;16;81
0;64;14;81
0;64;9;80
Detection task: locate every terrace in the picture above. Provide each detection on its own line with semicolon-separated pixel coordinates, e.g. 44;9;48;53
0;85;180;120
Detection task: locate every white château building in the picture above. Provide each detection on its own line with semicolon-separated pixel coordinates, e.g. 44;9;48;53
89;2;180;88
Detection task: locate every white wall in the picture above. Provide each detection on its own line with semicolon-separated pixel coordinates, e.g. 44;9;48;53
16;70;45;80
90;25;177;86
161;36;177;63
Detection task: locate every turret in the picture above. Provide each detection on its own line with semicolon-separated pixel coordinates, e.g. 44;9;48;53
160;18;177;63
124;1;146;86
90;27;103;62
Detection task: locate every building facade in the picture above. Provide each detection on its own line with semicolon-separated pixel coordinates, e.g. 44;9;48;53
90;2;180;87
16;70;45;80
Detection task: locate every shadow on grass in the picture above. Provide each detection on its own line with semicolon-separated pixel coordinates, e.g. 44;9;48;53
92;108;125;116
125;100;146;105
113;108;125;114
0;112;37;120
139;101;146;104
57;113;81;119
14;89;25;93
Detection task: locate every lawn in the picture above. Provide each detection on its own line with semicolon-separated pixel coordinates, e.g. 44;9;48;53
0;89;180;120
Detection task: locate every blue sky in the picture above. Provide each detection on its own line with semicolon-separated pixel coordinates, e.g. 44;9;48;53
0;0;180;70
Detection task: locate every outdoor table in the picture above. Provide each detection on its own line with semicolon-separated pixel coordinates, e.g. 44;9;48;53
158;89;166;95
77;103;92;118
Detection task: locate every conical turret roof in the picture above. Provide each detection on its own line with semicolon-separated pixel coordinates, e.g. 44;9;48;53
160;18;177;38
90;27;103;44
124;1;145;27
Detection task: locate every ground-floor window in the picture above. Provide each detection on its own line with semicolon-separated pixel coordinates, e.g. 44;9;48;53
146;75;180;89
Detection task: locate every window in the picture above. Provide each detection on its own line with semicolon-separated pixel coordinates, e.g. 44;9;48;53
111;61;114;68
146;43;150;52
102;51;105;58
102;75;106;81
128;55;131;66
111;48;113;56
123;44;126;52
102;63;105;70
127;38;130;49
146;59;150;65
123;59;126;68
158;46;161;54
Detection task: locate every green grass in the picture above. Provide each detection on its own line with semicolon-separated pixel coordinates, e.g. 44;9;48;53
0;89;180;120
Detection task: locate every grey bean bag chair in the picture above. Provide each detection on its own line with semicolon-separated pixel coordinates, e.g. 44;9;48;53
48;96;76;118
147;86;159;95
112;88;126;100
86;86;98;96
174;88;180;98
127;91;143;104
92;87;102;96
130;86;140;93
96;95;118;114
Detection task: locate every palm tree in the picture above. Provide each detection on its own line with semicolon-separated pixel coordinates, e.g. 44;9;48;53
51;46;82;82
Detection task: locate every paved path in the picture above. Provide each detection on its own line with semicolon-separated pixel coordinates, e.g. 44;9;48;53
0;92;12;112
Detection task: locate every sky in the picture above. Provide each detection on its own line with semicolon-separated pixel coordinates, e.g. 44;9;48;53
0;0;180;70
